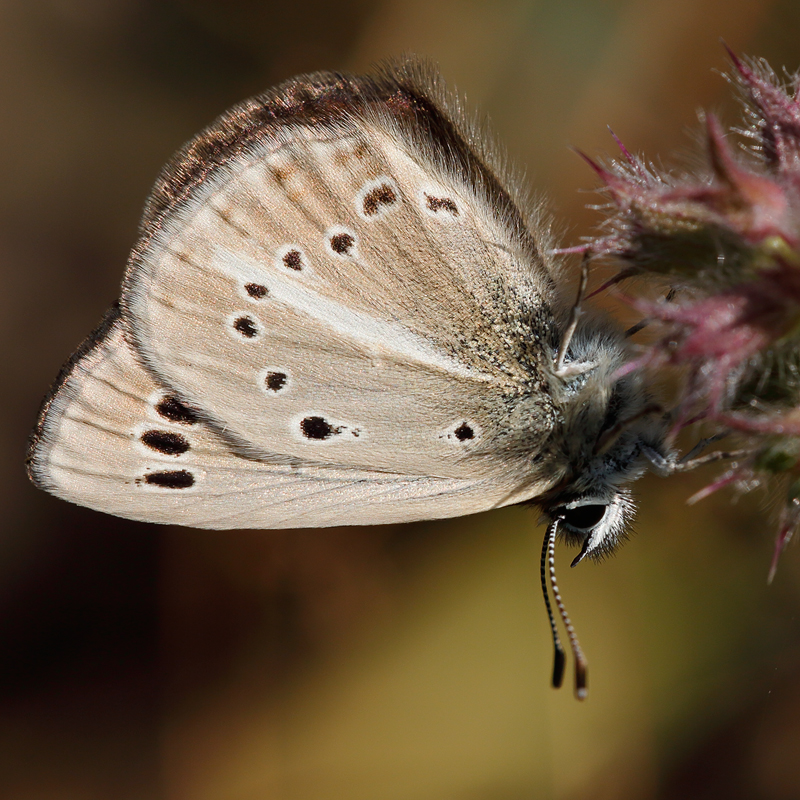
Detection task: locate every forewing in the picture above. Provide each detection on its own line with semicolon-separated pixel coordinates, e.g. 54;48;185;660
27;309;527;529
122;64;559;482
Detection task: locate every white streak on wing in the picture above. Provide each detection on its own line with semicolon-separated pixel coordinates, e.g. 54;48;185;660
213;247;490;380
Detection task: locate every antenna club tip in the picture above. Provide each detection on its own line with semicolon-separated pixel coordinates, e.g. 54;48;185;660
552;649;566;688
575;662;588;700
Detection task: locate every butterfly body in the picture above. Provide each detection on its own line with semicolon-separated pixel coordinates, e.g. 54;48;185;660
28;62;664;559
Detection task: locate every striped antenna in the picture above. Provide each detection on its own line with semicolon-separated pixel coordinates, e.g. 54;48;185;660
541;519;588;699
541;520;566;688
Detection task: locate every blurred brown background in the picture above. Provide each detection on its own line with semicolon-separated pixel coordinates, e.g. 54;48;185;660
4;1;800;798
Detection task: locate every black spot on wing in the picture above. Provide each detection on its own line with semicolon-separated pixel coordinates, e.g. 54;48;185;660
142;470;195;489
362;183;398;216
140;430;190;455
425;194;459;215
282;249;304;270
156;396;198;424
440;420;478;444
265;371;287;392
300;416;341;440
245;282;268;299
233;316;259;338
329;232;355;255
454;422;474;441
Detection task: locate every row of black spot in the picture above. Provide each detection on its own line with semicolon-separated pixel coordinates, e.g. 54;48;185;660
296;417;474;443
139;400;475;490
235;250;301;340
137;400;346;490
139;395;198;489
359;180;460;219
229;185;460;343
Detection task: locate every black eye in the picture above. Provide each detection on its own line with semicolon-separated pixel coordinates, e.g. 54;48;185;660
562;504;606;531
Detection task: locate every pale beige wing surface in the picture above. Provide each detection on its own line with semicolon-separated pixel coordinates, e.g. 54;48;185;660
28;309;533;529
122;66;561;483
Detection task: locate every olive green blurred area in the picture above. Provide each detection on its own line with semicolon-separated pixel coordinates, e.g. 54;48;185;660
4;1;800;798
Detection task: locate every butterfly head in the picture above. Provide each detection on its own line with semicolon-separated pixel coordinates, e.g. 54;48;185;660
538;313;668;566
533;313;668;699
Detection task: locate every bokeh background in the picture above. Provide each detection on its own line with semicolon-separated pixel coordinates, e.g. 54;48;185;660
4;1;800;798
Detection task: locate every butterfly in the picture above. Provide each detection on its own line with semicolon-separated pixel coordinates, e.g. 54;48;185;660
27;60;667;697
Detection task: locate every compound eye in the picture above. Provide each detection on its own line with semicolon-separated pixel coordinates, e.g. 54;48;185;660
562;504;607;532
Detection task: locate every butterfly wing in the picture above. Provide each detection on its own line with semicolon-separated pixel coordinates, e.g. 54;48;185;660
28;307;528;529
30;63;577;528
122;63;562;485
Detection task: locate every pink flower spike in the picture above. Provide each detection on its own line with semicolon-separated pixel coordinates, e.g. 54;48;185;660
717;411;800;437
607;127;648;179
721;40;748;79
768;520;796;584
572;148;611;181
725;47;800;168
704;114;790;242
572;148;638;206
610;349;661;383
705;114;742;188
687;469;743;505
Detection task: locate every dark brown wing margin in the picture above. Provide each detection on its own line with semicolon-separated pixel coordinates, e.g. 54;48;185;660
25;303;122;489
126;60;543;286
